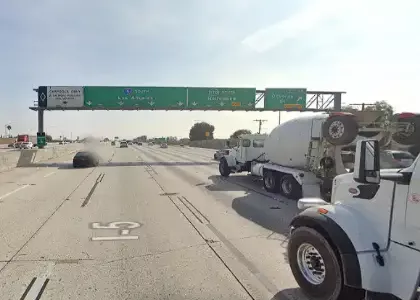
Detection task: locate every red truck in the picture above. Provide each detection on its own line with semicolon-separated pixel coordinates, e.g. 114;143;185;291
16;134;37;147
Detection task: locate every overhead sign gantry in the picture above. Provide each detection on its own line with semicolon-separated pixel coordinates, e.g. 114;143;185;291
32;86;343;112
30;85;345;148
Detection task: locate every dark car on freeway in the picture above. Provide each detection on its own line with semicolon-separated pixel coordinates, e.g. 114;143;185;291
73;151;100;168
120;141;128;148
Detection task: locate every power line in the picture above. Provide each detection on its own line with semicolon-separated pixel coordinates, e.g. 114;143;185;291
254;119;267;134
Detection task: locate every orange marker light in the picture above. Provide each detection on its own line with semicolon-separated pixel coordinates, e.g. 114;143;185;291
318;208;328;215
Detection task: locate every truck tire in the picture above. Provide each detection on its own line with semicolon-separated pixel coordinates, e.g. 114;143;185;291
322;115;358;145
219;158;231;177
392;114;420;145
288;226;343;300
263;170;279;192
279;175;302;200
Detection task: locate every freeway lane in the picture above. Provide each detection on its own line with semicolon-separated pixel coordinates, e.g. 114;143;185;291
0;144;306;300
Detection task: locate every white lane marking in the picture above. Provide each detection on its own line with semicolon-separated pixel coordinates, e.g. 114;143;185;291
91;221;141;230
24;262;54;300
0;184;29;200
91;236;139;241
43;171;56;178
90;221;142;241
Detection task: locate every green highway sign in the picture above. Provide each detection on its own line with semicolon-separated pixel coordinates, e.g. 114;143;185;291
83;87;188;109
186;88;256;110
35;86;313;111
37;136;46;147
264;88;307;110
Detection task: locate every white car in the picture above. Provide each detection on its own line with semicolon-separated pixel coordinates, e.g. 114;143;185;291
21;142;33;149
160;143;168;148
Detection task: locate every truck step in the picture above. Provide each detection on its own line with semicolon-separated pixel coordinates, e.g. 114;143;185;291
365;291;400;300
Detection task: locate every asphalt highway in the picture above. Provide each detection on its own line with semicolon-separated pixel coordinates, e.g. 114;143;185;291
0;143;307;300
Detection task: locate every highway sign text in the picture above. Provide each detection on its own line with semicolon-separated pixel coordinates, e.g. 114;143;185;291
187;87;256;110
38;86;84;108
264;88;307;110
83;87;187;109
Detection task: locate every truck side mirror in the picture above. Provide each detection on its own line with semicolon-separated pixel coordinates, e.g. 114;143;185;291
353;140;380;184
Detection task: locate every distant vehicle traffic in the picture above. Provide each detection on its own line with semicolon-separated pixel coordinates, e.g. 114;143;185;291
120;141;128;148
111;141;116;146
148;142;154;146
160;143;168;148
17;134;37;147
73;151;100;168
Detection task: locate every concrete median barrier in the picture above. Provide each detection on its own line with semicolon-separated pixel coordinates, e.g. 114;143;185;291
0;144;83;172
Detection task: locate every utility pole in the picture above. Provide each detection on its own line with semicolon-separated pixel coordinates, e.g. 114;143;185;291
254;119;267;134
349;103;376;111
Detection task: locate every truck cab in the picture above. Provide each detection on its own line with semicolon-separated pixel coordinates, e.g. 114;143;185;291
234;134;267;164
220;134;267;175
289;139;420;300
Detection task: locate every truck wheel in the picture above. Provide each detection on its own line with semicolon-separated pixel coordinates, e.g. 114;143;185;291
279;175;302;200
322;115;358;145
219;158;231;177
288;227;343;300
263;171;279;192
392;114;420;145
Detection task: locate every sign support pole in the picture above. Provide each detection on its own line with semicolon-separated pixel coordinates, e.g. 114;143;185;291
37;110;45;149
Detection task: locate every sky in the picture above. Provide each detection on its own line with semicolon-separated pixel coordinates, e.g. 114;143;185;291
1;0;420;139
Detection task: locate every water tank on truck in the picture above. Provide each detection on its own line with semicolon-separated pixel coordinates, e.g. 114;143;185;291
263;112;360;170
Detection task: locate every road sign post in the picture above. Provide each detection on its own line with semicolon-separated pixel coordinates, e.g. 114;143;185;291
186;88;256;110
264;88;307;110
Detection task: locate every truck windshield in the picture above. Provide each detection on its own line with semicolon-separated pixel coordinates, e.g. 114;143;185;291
392;152;415;160
380;152;407;168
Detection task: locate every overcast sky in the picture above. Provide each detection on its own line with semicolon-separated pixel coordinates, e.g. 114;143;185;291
1;0;419;139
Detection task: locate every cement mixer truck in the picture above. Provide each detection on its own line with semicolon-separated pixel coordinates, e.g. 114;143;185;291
218;111;420;201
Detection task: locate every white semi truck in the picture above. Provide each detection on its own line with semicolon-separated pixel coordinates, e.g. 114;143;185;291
219;111;420;201
288;139;420;300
